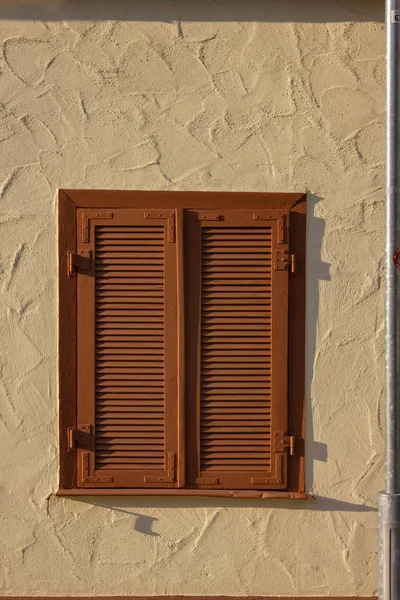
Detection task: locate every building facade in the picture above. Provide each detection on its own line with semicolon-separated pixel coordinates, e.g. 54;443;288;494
0;0;384;596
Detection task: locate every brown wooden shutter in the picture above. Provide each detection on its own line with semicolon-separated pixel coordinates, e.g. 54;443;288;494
186;209;290;490
76;209;179;488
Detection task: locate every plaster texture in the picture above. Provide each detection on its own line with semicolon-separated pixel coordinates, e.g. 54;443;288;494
0;0;384;596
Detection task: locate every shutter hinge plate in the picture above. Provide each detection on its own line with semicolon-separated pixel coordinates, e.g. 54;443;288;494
253;212;288;244
67;250;91;277
144;210;175;243
273;432;296;456
274;249;296;273
196;477;220;485
82;211;113;243
251;477;272;484
82;452;113;483
196;212;221;221
250;454;286;486
253;212;276;220
144;452;175;483
277;214;286;244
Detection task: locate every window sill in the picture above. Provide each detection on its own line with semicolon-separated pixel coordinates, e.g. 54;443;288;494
56;488;312;499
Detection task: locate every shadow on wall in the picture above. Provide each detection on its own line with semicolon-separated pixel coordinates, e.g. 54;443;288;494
62;495;376;536
65;487;377;535
305;193;330;495
0;0;383;22
75;495;376;537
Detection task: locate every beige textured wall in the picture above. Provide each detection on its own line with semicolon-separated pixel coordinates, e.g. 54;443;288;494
0;0;384;596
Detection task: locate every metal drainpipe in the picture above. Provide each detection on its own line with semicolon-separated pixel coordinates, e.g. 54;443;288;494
379;1;400;597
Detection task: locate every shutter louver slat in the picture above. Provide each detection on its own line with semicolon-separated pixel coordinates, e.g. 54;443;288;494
200;227;273;477
95;226;166;473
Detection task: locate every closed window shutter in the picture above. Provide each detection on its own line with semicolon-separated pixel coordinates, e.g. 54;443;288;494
76;209;179;488
186;209;290;490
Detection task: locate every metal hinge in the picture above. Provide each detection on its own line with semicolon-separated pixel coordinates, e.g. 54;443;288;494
273;432;296;456
143;452;175;483
67;250;91;277
144;210;175;243
67;424;92;451
82;452;113;484
274;249;296;273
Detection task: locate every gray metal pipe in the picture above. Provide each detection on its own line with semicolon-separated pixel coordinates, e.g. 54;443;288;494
385;0;400;497
379;1;400;598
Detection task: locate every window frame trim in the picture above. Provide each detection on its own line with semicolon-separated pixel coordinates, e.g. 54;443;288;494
58;189;307;497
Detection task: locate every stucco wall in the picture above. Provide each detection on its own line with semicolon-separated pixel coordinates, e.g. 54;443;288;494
0;0;384;596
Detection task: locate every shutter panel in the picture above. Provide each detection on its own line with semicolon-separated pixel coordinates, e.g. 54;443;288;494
186;209;290;490
76;209;179;488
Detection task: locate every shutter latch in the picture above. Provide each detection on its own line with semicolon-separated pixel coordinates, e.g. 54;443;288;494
67;250;91;277
273;432;296;456
67;424;92;451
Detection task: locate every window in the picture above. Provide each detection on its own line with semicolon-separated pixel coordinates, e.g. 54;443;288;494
58;190;306;497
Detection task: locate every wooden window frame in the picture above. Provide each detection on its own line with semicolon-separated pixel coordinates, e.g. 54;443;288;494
58;190;307;499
